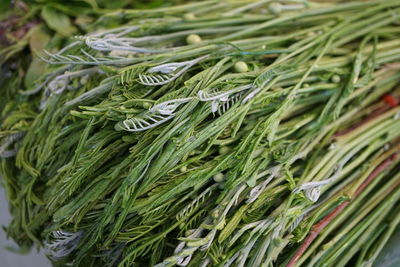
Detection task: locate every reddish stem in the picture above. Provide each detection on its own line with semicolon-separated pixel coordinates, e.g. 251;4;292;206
287;201;350;267
354;153;397;197
334;95;399;137
287;151;399;267
334;106;388;137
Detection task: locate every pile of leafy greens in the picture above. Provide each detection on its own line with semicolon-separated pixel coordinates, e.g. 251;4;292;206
1;1;400;266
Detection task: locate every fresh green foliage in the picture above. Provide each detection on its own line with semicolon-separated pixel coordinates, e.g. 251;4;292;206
1;0;400;266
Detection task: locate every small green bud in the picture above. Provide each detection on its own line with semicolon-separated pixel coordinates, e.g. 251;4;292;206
180;166;188;173
269;3;282;14
219;146;231;155
213;173;225;183
142;102;152;109
183;13;196;20
331;74;341;83
186;34;202;45
234;61;249;73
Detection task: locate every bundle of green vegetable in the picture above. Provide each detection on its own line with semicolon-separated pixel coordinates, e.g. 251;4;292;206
1;0;400;266
0;0;190;113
